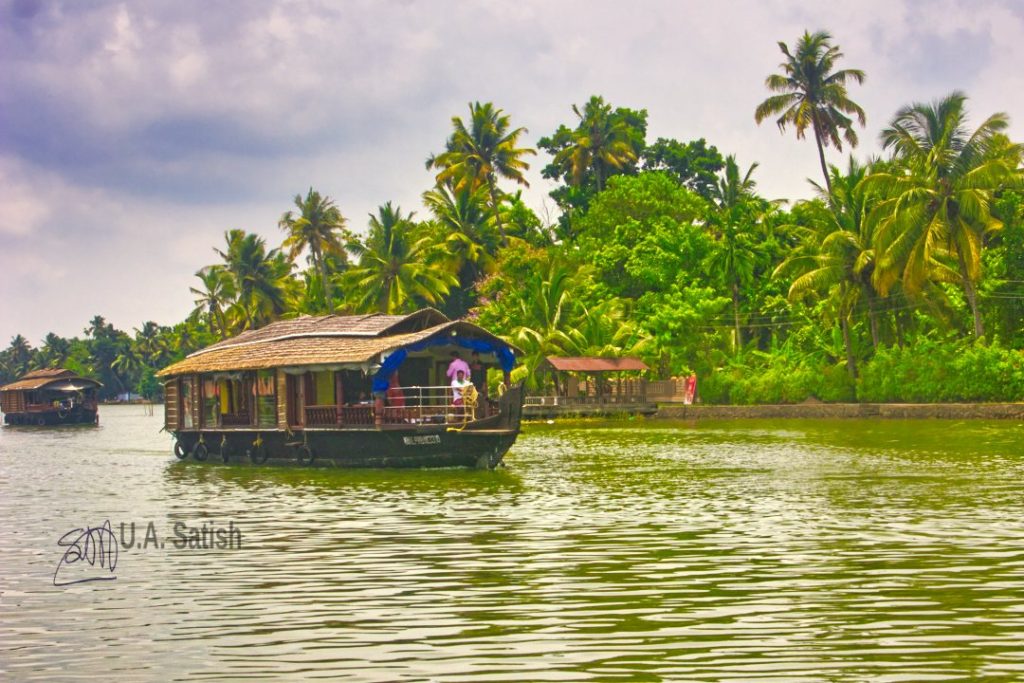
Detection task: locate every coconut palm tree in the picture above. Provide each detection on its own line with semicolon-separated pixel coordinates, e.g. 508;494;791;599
711;155;760;210
34;333;71;369
510;261;582;388
427;102;534;244
190;265;235;339
868;92;1023;338
704;223;760;354
776;158;879;378
344;203;457;314
562;298;650;359
553;95;640;193
216;230;292;331
705;156;766;353
278;188;349;312
133;321;171;368
111;346;143;391
755;30;866;194
422;183;499;316
5;334;33;377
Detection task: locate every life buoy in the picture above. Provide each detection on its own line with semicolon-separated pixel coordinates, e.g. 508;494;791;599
248;445;268;464
193;442;209;462
174;441;189;460
297;444;315;466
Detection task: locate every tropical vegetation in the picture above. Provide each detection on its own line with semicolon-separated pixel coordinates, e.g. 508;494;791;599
3;30;1023;405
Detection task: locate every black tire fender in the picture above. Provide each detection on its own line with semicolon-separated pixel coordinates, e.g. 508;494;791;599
174;440;189;460
297;444;315;466
193;442;209;462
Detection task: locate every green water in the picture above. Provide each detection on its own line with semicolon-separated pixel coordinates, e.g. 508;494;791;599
2;406;1024;680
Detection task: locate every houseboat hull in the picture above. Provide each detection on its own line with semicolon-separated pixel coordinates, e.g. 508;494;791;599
170;423;519;469
4;406;99;426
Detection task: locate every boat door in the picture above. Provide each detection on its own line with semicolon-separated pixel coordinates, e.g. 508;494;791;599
286;373;305;427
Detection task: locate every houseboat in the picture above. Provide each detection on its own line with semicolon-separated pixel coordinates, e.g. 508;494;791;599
156;308;524;469
0;369;102;426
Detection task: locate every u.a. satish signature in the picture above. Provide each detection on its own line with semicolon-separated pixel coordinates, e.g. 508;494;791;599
53;520;119;586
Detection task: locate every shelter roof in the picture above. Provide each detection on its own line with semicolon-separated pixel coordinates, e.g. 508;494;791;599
157;317;517;377
544;356;650;372
0;369;102;392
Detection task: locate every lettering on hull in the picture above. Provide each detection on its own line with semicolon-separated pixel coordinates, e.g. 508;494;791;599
403;434;442;446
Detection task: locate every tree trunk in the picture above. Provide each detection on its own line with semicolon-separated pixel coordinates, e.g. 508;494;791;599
319;250;334;314
863;287;880;350
956;248;985;339
841;316;857;380
732;281;742;354
811;114;833;196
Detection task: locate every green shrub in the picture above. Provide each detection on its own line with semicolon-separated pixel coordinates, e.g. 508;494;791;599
856;341;1024;402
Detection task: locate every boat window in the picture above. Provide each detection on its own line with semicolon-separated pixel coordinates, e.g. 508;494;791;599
255;370;276;427
313;370;335;406
201;376;219;427
181;378;194;429
339;370;370;405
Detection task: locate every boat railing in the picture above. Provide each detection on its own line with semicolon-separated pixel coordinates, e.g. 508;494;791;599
380;385;480;426
300;385;491;428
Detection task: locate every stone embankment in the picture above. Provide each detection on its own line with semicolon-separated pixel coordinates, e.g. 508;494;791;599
655;403;1024;420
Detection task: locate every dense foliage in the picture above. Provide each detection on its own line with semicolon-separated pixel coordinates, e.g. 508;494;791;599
3;31;1023;404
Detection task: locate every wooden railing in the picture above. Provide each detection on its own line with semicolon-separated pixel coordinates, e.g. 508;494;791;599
338;405;374;425
305;405;339;426
221;412;251;426
304;404;375;427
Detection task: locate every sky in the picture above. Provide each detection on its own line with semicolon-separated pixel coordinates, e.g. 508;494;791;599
2;0;1023;345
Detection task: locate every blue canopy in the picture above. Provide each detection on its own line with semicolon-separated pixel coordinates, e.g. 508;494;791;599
372;334;516;393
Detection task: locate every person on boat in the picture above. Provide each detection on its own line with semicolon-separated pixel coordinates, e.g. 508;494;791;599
386;373;406;408
446;351;470;382
469;351;486;390
451;369;472;406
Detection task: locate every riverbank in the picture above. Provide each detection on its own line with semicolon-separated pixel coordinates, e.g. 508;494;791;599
656;402;1024;420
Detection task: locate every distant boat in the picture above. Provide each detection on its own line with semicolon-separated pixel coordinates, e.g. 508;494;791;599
0;369;102;426
156;308;524;469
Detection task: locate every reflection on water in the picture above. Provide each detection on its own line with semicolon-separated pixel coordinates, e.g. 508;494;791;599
2;406;1024;680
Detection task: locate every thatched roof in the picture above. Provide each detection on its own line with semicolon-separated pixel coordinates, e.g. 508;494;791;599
197;308;449;355
0;369;103;392
157;312;516;377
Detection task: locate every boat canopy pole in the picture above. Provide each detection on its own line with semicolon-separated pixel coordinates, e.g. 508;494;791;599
372;335;516;393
